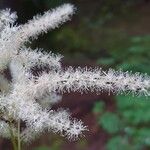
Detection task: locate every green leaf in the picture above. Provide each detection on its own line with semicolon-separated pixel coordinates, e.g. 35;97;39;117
106;136;131;150
116;95;135;110
133;128;150;146
93;101;105;113
99;112;121;134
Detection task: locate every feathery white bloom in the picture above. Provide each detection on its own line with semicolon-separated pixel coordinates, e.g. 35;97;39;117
0;121;12;138
18;47;63;70
0;74;11;94
32;67;150;96
20;110;86;142
0;4;73;70
0;3;149;145
12;4;75;50
2;88;85;141
9;60;27;83
0;8;17;27
0;25;18;70
36;92;62;108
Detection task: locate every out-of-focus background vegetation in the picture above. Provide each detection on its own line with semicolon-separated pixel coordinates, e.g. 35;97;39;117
0;0;150;150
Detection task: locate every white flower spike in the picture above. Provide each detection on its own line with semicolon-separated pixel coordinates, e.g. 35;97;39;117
0;3;149;146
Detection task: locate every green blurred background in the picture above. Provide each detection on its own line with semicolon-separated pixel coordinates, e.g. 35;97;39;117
0;0;150;150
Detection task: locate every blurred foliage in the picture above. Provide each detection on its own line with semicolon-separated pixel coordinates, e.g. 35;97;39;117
93;94;150;150
33;140;62;150
22;0;147;58
106;136;132;150
97;35;150;73
91;26;150;149
34;146;50;150
93;101;105;114
93;33;150;149
99;112;121;134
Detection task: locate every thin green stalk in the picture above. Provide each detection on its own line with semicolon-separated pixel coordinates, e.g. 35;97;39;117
17;119;21;150
9;125;17;150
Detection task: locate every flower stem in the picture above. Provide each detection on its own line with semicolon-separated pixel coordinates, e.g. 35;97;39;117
9;125;17;150
17;119;21;150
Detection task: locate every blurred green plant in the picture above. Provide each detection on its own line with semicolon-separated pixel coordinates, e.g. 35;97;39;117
106;136;132;150
34;146;50;150
34;142;61;150
97;35;150;73
93;95;150;150
93;101;105;114
93;34;150;149
99;112;121;134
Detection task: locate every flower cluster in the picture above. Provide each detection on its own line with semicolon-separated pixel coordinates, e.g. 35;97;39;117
0;3;149;143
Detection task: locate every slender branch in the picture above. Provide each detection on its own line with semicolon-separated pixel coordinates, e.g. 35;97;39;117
9;124;17;150
17;119;21;150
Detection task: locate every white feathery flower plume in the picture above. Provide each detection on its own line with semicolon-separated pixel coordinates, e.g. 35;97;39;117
0;8;17;27
0;3;149;148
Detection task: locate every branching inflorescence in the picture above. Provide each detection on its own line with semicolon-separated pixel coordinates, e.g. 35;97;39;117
0;3;149;148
